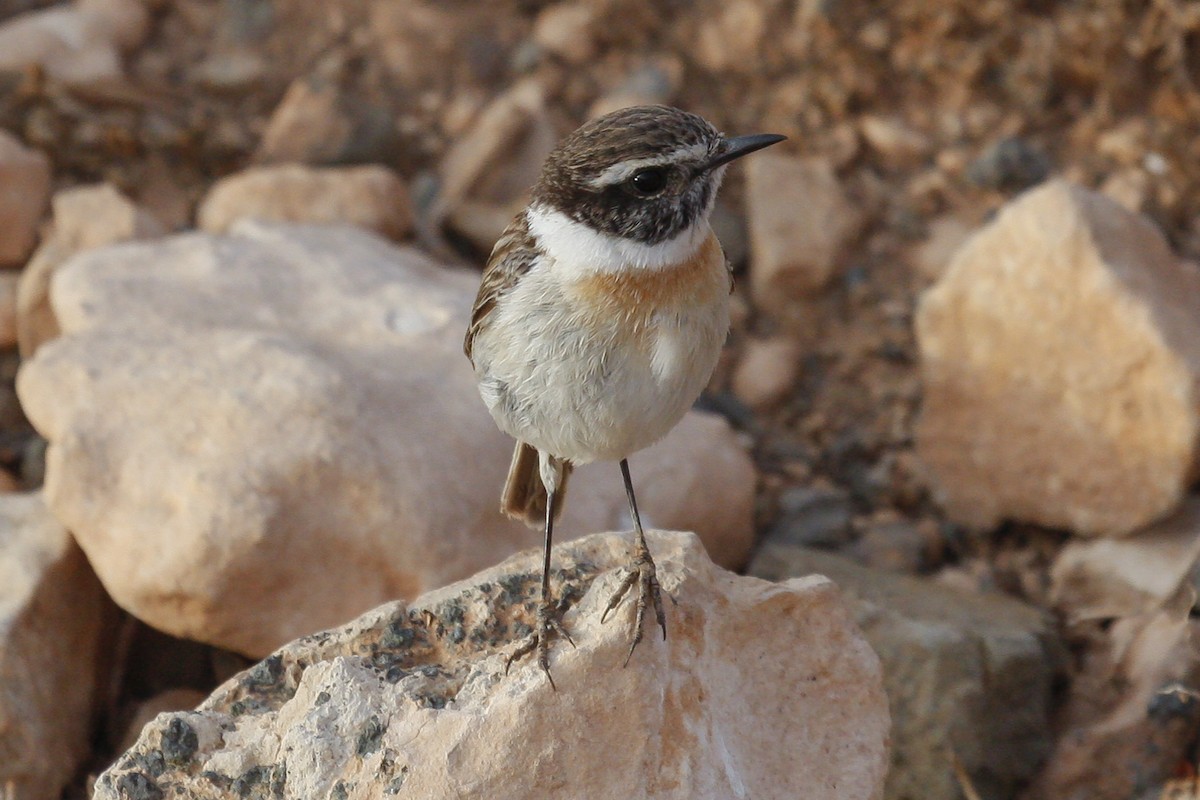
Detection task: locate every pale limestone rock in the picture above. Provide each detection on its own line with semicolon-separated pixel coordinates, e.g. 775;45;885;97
197;164;413;241
0;0;148;85
916;179;1200;536
750;543;1058;800
116;688;208;755
732;335;801;410
0;131;51;268
17;222;756;656
17;183;165;357
1051;497;1200;621
0;492;109;800
745;153;861;312
95;531;890;800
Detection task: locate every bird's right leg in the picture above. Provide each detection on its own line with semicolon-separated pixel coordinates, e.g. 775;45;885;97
505;451;572;688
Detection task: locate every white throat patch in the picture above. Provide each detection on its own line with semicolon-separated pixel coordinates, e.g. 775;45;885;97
526;205;709;275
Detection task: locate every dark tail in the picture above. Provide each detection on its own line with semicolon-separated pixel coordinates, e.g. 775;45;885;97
500;442;571;529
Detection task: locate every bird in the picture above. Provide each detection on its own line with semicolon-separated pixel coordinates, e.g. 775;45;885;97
463;105;784;686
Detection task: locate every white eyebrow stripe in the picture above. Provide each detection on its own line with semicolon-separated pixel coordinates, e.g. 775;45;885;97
585;141;713;189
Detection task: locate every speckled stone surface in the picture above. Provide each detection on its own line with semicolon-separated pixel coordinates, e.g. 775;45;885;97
95;530;889;800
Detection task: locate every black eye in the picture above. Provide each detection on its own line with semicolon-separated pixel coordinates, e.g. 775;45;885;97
628;167;667;196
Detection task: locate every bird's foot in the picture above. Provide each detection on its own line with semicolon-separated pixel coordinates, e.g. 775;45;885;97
506;598;574;690
600;539;667;666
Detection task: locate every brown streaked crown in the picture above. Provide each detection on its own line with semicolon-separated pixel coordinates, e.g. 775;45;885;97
531;105;726;246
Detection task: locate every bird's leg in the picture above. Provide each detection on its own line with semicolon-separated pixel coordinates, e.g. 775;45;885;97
506;453;572;689
601;458;667;665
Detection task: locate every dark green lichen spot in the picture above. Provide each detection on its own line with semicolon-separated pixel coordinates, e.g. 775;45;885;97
116;771;163;800
381;622;416;650
441;601;465;625
247;655;284;688
384;767;409;795
315;691;331;705
421;695;446;710
448;624;466;644
384;665;407;683
331;780;349;800
356;715;386;756
161;717;199;765
201;771;233;790
120;750;165;778
232;766;270;797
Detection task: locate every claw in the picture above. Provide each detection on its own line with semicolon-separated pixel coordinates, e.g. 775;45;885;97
505;602;570;690
604;543;668;666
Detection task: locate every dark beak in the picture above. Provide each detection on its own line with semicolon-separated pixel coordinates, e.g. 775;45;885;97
705;133;787;170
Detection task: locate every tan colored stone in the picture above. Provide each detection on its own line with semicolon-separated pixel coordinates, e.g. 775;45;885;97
0;272;20;350
859;115;930;168
911;214;973;283
0;0;148;85
751;543;1058;800
1051;496;1200;621
17;183;164;357
95;531;890;800
433;79;554;230
916;179;1200;536
732;335;801;410
533;3;596;64
197;164;413;241
254;72;354;165
17;222;756;656
0;492;110;800
745;153;861;311
693;0;767;74
0;131;51;268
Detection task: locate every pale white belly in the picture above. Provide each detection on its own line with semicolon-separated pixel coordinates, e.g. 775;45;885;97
471;266;729;464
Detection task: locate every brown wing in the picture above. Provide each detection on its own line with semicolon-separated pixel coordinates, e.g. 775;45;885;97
463;211;540;364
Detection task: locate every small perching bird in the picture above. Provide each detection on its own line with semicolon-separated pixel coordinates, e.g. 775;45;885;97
464;105;784;685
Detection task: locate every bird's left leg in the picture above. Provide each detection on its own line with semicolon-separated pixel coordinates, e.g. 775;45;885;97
600;458;667;665
506;451;573;688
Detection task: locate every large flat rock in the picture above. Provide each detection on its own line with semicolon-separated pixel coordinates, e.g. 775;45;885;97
17;222;755;657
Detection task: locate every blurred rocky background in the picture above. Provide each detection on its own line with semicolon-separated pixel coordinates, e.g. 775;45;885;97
2;0;1200;798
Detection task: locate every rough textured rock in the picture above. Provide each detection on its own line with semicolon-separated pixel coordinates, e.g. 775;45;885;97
1026;595;1200;800
745;153;861;312
95;531;890;800
750;542;1059;800
17;222;756;656
197;164;413;241
0;492;110;800
17;183;165;357
0;131;51;268
1051;497;1200;621
0;0;149;84
916;179;1200;536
